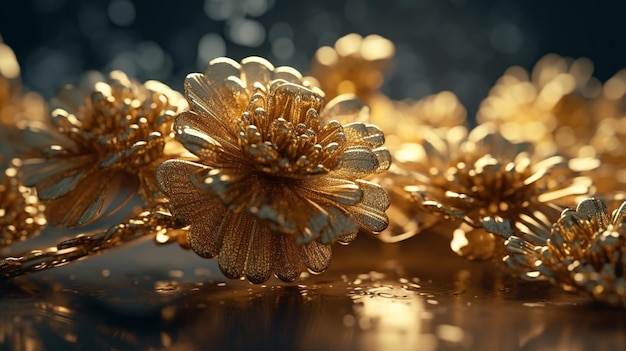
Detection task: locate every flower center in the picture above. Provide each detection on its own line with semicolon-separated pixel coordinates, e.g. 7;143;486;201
237;81;346;178
445;154;535;220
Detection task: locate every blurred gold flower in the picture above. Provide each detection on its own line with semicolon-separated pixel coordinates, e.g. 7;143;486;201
156;57;391;283
370;91;468;242
0;159;46;247
478;54;626;192
378;123;597;260
20;71;188;227
369;90;468;151
506;197;626;307
308;33;395;104
0;40;47;164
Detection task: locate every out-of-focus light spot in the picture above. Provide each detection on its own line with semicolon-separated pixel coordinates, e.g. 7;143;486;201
0;45;20;79
490;22;523;54
227;18;265;47
436;324;468;344
108;51;138;77
353;285;437;350
315;46;338;66
269;22;293;42
108;0;136;27
136;41;165;72
361;35;395;61
272;37;295;60
244;0;269;17
604;71;626;100
204;0;235;21
198;33;226;67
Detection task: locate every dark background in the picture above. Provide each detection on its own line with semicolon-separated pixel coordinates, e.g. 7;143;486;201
1;0;625;117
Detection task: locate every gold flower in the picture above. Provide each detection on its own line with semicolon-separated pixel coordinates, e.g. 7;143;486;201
506;198;626;306
368;90;467;151
477;54;595;153
20;71;188;227
156;56;391;283
379;123;597;259
308;33;395;104
478;54;626;192
0;159;46;247
370;91;468;243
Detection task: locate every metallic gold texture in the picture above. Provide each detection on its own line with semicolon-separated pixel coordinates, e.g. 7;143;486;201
18;71;188;227
156;56;391;283
505;198;626;307
378;122;598;261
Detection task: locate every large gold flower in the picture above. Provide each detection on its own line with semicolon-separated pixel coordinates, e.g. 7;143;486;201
308;33;395;104
506;197;626;306
379;123;597;260
156;57;391;283
0;159;46;247
20;71;188;227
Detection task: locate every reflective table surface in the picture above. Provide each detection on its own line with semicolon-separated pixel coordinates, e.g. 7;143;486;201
2;230;624;351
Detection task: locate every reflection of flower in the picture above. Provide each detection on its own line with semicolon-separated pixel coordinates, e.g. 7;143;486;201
308;33;395;103
0;41;47;163
0;160;46;247
21;71;188;227
506;198;626;307
478;54;626;192
156;57;390;283
379;123;597;260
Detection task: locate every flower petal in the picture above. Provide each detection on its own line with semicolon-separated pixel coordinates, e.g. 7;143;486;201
156;159;225;228
299;240;331;273
183;70;247;125
273;235;302;282
191;167;251;211
217;211;255;280
42;172;107;227
245;222;274;284
273;66;303;84
348;180;390;232
342;122;385;148
174;111;243;166
317;205;358;244
320;96;369;125
241;56;274;92
334;145;381;178
305;177;363;206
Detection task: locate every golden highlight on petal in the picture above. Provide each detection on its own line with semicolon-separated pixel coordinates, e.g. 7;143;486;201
157;56;391;283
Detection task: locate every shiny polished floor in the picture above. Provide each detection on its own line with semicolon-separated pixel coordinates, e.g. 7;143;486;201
1;229;624;351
